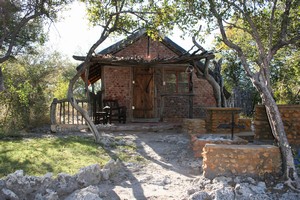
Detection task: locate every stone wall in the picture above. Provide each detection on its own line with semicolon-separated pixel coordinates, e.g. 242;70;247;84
254;105;300;145
0;160;121;200
191;135;248;158
182;119;206;135
205;108;245;133
202;144;282;179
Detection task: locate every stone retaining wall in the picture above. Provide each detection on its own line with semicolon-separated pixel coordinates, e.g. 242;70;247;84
0;160;121;200
205;107;246;133
182;118;206;135
254;105;300;144
202;144;282;179
191;134;248;157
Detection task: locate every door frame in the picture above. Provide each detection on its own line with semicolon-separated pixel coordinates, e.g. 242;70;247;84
132;66;155;119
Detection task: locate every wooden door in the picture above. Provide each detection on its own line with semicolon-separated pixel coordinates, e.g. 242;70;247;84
133;67;154;118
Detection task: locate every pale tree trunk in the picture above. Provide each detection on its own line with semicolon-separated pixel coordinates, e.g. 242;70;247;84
207;0;300;189
194;59;221;107
67;62;102;143
213;59;227;107
252;77;299;188
192;37;222;107
203;59;221;107
0;67;5;92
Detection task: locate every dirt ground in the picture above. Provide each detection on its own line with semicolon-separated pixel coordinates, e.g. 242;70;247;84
22;124;300;199
94;130;204;200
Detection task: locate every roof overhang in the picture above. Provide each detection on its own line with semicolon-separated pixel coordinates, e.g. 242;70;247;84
74;51;215;84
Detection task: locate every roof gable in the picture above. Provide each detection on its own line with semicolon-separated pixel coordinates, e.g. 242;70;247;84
99;30;187;58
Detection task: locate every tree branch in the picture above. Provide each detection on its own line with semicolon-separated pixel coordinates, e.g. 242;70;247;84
208;0;253;78
268;0;278;50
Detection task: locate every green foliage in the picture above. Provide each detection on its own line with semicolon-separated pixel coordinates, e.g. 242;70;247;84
272;47;300;104
0;48;78;134
214;22;300;105
0;0;73;62
81;0;179;40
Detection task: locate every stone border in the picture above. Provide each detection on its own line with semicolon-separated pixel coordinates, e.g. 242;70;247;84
0;160;121;200
202;144;282;179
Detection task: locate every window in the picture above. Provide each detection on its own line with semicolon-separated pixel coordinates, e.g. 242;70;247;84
165;69;190;93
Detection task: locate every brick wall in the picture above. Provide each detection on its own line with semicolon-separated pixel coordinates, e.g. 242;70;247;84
254;105;300;145
193;74;216;118
202;144;282;179
162;96;190;118
114;35;177;59
103;66;131;109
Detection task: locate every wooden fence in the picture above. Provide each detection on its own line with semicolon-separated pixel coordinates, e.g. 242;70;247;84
50;98;88;125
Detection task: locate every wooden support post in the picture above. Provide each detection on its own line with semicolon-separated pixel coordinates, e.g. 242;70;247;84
50;98;58;125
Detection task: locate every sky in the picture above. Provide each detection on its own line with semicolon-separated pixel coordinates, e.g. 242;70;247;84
46;1;213;62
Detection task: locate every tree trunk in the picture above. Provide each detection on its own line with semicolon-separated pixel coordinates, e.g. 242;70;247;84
252;77;300;188
213;59;227;107
194;59;221;107
0;67;5;92
67;63;102;143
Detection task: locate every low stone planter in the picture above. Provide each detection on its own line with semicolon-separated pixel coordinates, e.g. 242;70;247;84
191;134;248;158
202;144;282;179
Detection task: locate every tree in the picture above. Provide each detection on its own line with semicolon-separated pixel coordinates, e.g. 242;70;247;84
0;0;72;91
214;20;299;109
0;48;74;134
178;0;300;187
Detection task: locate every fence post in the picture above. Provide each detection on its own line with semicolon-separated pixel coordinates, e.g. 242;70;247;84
50;98;58;125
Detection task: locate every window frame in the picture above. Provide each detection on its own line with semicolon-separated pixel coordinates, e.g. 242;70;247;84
164;67;192;94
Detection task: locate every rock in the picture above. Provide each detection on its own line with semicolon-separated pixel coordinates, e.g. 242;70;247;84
65;185;102;200
280;192;300;200
4;170;52;199
212;176;233;186
246;177;256;185
273;183;284;190
192;177;211;190
101;169;110;180
235;182;267;200
2;188;19;200
250;181;266;194
249;193;272;200
101;159;121;180
187;188;197;196
235;183;253;199
163;176;172;185
210;187;234;200
52;173;78;196
35;189;59;200
189;191;211;200
103;159;121;171
76;164;102;187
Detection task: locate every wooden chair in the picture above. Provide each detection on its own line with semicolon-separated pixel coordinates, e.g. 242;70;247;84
103;99;127;123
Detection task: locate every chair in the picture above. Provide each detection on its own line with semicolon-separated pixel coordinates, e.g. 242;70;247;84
103;99;127;123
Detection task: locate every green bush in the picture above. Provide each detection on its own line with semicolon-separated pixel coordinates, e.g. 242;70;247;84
0;49;79;135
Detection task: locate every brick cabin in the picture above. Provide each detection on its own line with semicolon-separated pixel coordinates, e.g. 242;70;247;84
74;30;216;122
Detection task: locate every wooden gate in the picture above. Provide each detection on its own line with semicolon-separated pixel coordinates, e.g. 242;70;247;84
133;67;154;118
